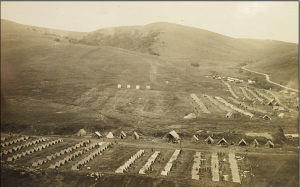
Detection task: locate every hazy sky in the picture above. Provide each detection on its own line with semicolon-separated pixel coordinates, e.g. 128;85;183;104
1;1;299;43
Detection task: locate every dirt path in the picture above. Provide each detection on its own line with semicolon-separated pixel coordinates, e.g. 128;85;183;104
242;66;299;92
143;58;157;83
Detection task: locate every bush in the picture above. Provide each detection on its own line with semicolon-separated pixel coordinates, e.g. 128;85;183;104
54;38;60;42
191;63;199;67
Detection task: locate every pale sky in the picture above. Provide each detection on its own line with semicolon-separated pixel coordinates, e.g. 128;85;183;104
1;1;299;43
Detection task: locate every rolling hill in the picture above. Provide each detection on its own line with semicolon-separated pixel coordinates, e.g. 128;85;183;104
1;19;298;136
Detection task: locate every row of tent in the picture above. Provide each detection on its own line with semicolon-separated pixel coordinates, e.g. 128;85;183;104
228;97;266;114
139;151;160;174
203;136;275;148
1;138;49;157
215;96;254;118
239;87;253;101
190;93;211;114
228;153;241;183
244;87;264;103
95;131;140;139
161;149;181;176
191;152;202;180
223;81;239;99
32;140;89;167
117;84;151;90
115;150;145;173
6;139;62;162
71;142;111;170
1;136;30;148
204;94;233;113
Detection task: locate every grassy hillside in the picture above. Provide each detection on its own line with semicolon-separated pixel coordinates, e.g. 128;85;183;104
1;19;298;137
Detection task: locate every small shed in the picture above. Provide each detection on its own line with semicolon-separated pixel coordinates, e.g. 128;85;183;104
127;85;130;89
118;84;122;88
136;85;140;89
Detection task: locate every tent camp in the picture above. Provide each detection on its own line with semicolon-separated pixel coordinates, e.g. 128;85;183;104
217;138;228;146
76;129;87;136
238;139;247;146
265;140;274;148
106;132;114;139
250;139;259;148
119;131;127;139
166;130;180;143
133;131;139;139
184;113;196;119
205;136;214;144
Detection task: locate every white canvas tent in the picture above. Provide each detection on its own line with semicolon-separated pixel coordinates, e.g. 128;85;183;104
265;140;274;148
167;130;180;143
238;139;247;146
205;136;214;144
76;129;87;136
94;131;102;138
133;131;139;139
278;113;284;118
217;138;228;145
184;113;196;119
192;135;199;142
119;131;126;139
250;139;259;148
106;132;114;139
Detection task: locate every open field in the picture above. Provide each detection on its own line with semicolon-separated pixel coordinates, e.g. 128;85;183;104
1;20;298;186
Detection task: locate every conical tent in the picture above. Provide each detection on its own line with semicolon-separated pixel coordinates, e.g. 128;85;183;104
238;139;247;146
76;129;87;136
250;139;259;148
205;136;214;144
106;132;114;138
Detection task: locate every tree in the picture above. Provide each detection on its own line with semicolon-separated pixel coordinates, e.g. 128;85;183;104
272;125;286;142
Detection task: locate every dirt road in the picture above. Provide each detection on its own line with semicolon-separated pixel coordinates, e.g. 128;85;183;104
242;66;299;92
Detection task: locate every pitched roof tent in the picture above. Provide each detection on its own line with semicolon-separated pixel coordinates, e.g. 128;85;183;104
238;139;247;146
205;136;214;144
106;132;114;138
133;131;139;139
217;138;228;145
265;140;274;148
250;139;259;148
120;131;126;139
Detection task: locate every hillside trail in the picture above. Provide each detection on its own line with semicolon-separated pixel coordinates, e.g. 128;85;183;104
242;66;299;92
142;57;157;83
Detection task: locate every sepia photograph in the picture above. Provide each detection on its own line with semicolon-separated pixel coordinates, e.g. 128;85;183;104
1;1;299;187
